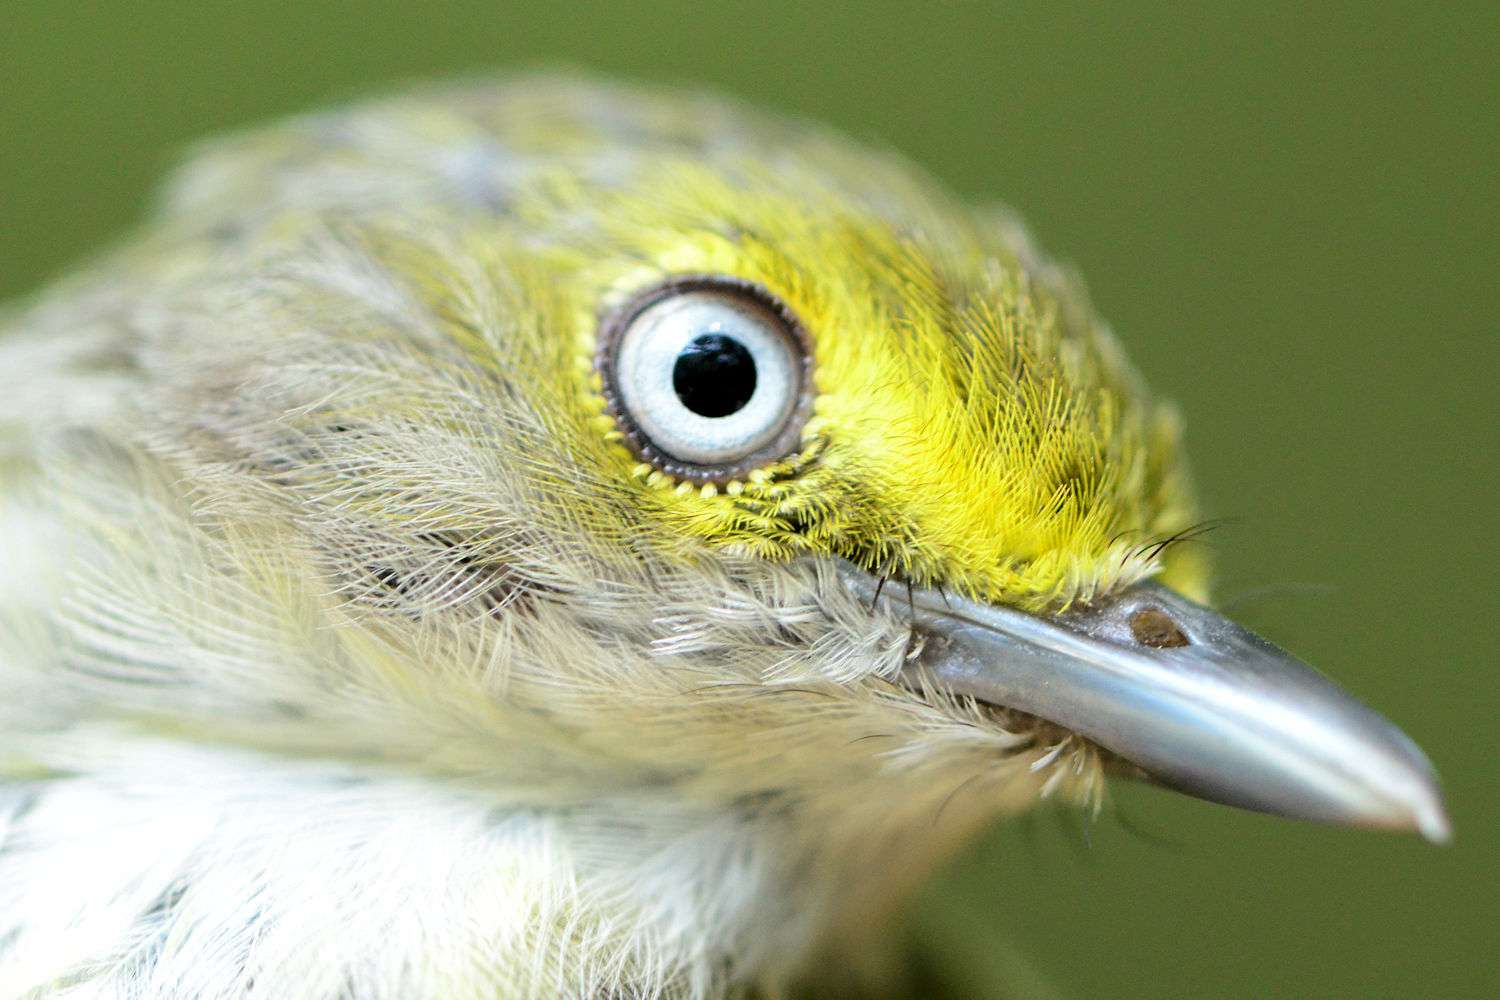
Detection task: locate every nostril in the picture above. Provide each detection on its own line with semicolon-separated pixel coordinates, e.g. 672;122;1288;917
1129;607;1190;648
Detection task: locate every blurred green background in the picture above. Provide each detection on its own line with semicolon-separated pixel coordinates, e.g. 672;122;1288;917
2;2;1494;997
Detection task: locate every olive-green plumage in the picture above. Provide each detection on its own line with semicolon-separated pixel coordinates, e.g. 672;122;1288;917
0;76;1209;998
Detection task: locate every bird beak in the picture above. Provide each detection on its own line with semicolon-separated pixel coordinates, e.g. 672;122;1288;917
838;563;1451;842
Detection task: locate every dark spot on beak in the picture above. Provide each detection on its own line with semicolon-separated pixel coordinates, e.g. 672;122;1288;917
1129;607;1190;648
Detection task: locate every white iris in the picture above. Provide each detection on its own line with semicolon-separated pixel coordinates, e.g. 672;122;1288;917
613;290;801;466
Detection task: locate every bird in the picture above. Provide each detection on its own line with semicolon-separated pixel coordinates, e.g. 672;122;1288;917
0;75;1448;999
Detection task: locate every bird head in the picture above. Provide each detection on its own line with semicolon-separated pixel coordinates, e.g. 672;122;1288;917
12;77;1446;983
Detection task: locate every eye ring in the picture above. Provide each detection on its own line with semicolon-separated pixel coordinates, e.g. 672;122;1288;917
595;274;815;483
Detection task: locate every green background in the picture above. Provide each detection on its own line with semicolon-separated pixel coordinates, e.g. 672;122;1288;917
3;3;1494;997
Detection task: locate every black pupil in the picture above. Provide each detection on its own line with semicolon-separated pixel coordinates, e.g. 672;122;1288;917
672;334;757;418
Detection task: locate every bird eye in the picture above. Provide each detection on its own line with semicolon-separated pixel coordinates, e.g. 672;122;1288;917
597;276;813;481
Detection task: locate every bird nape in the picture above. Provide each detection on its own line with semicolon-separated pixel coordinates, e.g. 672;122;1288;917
0;76;1447;1000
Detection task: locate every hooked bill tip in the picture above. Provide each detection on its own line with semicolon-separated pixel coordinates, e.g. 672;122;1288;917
1411;796;1453;845
1360;734;1451;845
